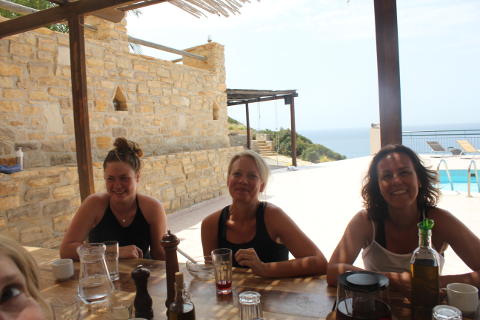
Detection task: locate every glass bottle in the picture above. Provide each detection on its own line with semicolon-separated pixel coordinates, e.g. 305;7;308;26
410;218;440;320
167;272;195;320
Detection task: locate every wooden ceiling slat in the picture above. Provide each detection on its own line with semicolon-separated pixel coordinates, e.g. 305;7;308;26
0;0;165;38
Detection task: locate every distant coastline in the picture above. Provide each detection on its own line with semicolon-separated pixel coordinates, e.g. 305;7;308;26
300;123;480;159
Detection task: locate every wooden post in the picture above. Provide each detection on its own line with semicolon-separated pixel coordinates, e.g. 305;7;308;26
289;96;297;167
245;103;251;149
69;14;94;201
374;0;402;146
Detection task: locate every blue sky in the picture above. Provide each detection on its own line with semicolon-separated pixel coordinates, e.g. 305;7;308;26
127;0;480;130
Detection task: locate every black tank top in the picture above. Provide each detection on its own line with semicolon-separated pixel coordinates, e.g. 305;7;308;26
89;198;151;258
217;202;289;267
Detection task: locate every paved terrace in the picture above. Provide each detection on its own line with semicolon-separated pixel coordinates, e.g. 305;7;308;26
168;155;480;276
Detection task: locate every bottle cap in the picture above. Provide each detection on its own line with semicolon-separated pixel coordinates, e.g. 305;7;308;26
418;218;434;231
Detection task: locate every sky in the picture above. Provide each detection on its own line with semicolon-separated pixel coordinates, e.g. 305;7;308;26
127;0;480;131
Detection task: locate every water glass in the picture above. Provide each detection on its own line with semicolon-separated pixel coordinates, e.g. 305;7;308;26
50;296;81;320
239;291;263;320
212;248;232;295
105;241;120;281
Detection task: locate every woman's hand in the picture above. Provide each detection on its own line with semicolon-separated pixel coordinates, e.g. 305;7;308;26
383;271;411;297
235;248;267;277
119;245;143;259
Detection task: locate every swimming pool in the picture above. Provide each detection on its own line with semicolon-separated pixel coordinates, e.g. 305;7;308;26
438;169;480;193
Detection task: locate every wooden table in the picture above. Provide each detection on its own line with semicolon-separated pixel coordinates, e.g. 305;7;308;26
30;246;477;320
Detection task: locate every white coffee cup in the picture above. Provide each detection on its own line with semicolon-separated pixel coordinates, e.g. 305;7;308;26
446;282;479;314
51;258;74;281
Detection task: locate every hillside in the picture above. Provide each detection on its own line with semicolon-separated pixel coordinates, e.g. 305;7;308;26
228;117;346;163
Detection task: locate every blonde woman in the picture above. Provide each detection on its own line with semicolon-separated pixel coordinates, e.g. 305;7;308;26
201;150;327;278
0;234;49;319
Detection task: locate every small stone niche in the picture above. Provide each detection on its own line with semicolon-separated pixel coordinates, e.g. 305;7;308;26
212;102;219;120
113;86;127;111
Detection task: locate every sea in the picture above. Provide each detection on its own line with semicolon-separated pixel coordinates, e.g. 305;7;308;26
299;123;480;159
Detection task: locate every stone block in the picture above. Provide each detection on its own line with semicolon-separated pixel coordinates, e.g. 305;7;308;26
10;43;33;58
28;90;49;100
53;215;70;232
3;89;25;99
95;100;108;112
96;136;112;149
0;181;19;196
0;101;19;112
38;38;56;52
57;46;70;65
112;127;127;137
53;185;75;199
104;116;119;126
24;187;50;202
0;195;20;210
43;199;71;217
0;76;15;88
6;203;41;223
28;64;50;77
20;226;47;244
27;176;60;187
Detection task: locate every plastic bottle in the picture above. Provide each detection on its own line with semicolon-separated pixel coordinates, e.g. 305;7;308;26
15;147;24;170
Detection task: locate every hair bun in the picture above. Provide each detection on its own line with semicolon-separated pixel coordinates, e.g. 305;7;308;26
113;137;143;158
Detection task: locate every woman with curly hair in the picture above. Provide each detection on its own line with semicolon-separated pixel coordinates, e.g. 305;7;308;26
0;234;50;319
327;144;480;291
60;137;167;260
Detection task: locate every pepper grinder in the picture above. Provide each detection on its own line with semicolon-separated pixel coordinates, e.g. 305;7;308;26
161;230;180;308
131;265;154;320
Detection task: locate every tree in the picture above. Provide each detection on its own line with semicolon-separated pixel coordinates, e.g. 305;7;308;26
0;0;68;32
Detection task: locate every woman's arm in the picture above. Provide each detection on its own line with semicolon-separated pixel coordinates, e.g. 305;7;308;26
59;194;106;260
201;211;221;257
327;211;371;286
140;195;167;260
236;205;327;278
433;209;480;288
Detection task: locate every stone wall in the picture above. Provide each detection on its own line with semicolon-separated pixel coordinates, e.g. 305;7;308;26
0;16;229;168
0;146;242;247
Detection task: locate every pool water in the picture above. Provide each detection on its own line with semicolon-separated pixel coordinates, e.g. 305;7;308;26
438;170;480;193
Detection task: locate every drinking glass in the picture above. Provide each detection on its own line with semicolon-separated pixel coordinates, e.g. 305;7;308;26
239;291;262;320
211;248;232;295
432;305;462;320
77;243;114;304
104;241;120;281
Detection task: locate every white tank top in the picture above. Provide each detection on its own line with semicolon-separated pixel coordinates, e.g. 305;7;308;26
362;220;444;274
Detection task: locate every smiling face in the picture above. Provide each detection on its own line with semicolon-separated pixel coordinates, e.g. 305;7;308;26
0;254;45;320
376;152;420;211
227;156;265;203
104;161;139;203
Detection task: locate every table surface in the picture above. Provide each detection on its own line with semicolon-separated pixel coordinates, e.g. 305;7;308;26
28;246;477;320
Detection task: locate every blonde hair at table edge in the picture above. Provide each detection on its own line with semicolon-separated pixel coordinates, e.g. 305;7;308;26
0;234;51;318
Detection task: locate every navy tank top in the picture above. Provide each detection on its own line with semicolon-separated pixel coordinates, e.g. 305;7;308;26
89;198;151;259
217;202;289;267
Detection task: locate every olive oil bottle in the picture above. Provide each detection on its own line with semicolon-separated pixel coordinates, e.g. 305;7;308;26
410;218;440;320
167;272;195;320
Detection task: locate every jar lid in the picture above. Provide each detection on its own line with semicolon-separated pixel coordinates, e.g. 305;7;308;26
339;271;389;293
432;305;462;320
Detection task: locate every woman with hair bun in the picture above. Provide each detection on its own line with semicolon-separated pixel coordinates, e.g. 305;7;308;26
60;137;167;260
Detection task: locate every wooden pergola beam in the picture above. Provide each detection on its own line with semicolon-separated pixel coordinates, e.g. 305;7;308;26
0;0;167;38
374;0;402;146
228;93;298;106
69;14;94;200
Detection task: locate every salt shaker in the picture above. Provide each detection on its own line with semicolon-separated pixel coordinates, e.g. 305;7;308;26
161;230;180;308
131;265;153;320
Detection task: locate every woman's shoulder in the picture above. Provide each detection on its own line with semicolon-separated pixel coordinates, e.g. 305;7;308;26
136;194;165;220
82;192;109;209
201;209;223;231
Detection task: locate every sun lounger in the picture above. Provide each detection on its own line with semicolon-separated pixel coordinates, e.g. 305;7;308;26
426;141;446;153
456;140;480;154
